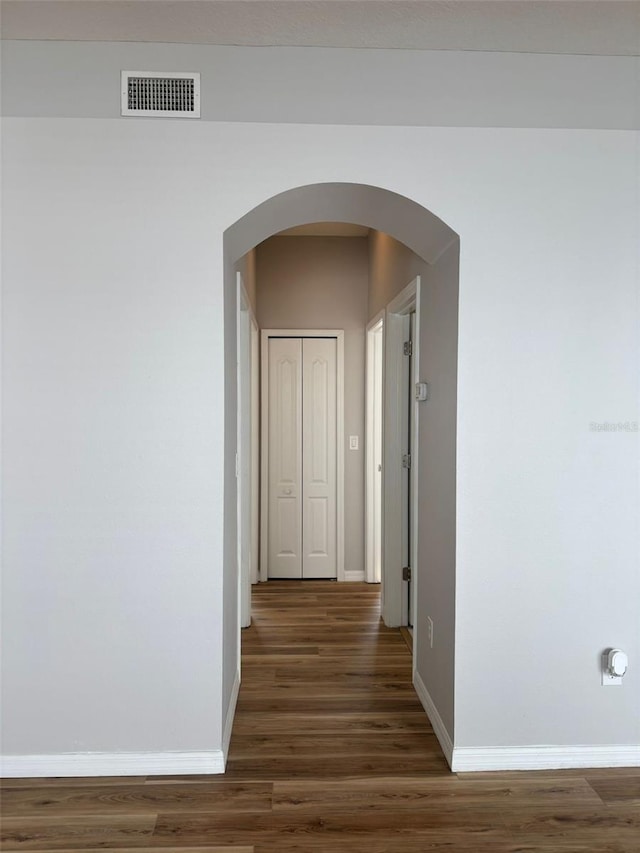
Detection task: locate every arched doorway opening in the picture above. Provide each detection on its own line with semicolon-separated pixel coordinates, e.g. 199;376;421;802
222;183;460;767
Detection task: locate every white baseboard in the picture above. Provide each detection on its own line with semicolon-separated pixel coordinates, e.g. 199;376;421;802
413;670;454;768
452;744;640;772
222;667;241;762
342;570;365;582
0;749;225;778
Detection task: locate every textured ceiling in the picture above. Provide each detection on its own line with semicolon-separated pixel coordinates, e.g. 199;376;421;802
2;1;639;56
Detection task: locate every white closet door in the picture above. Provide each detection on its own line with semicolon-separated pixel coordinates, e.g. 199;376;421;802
302;337;337;578
268;338;303;578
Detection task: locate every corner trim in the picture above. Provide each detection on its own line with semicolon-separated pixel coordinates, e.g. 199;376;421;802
222;667;241;762
413;670;453;768
452;744;640;772
0;750;225;778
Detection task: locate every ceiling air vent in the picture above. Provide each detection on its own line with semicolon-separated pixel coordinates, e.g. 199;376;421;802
121;71;200;118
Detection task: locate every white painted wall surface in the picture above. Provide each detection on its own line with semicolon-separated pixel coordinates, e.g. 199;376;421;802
256;236;369;576
2;117;638;763
1;120;227;756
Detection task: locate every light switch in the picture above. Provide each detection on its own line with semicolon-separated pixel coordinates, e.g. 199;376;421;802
349;435;359;450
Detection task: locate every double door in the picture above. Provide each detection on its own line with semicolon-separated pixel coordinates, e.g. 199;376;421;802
265;336;337;579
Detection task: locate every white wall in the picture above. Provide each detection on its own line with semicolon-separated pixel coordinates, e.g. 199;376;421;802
256;236;369;577
2;41;639;769
453;135;640;750
1;120;226;759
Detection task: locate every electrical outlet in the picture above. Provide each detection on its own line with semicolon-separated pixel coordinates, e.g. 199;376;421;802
601;650;625;686
349;435;359;450
427;616;434;648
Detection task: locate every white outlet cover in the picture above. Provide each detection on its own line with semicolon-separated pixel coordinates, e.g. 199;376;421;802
601;650;625;686
349;435;359;450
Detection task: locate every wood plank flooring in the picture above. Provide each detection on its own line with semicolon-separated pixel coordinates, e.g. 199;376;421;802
2;581;639;851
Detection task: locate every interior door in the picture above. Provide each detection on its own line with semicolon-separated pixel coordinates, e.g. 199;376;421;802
266;336;338;579
267;337;303;578
400;315;411;623
407;312;416;627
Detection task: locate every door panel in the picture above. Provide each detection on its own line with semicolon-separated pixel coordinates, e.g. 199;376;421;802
399;313;415;628
302;337;337;578
407;312;416;628
268;338;303;578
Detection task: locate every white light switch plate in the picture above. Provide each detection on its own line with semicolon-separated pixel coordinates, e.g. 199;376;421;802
349;435;359;450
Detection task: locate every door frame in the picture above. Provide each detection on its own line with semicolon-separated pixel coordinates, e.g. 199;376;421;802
260;329;345;582
250;318;260;588
382;277;421;629
237;274;259;629
365;310;385;584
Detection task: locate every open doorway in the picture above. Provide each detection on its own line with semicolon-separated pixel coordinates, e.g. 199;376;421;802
224;183;460;769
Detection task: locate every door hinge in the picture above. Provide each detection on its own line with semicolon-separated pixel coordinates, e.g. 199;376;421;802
403;340;413;357
402;453;411;469
403;566;412;581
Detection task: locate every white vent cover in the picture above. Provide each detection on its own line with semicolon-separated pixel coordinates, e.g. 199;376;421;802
121;71;200;118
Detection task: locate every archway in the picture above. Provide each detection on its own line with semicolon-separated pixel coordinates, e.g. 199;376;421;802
222;183;460;767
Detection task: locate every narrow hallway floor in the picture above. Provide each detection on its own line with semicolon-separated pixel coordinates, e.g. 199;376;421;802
227;580;447;780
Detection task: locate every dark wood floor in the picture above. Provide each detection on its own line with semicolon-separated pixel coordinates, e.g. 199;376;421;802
2;581;639;851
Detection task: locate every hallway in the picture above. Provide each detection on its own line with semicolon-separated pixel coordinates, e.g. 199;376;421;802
2;582;639;851
228;581;447;779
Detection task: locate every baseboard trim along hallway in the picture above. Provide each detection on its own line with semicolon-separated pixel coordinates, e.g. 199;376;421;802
452;744;640;772
222;668;241;764
413;670;454;768
0;750;225;778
